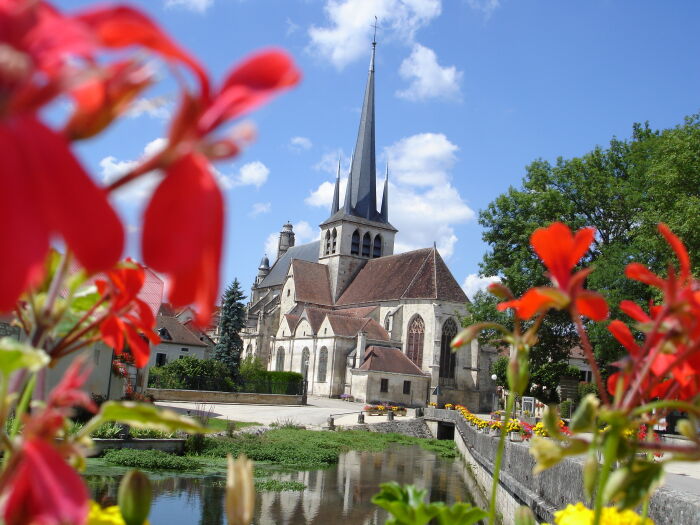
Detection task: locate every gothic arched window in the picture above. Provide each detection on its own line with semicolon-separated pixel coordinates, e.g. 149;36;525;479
324;230;331;255
331;228;338;253
245;344;253;359
361;232;371;257
373;234;382;258
351;230;360;255
439;318;458;379
317;347;328;382
302;348;310;378
276;347;285;371
406;316;425;367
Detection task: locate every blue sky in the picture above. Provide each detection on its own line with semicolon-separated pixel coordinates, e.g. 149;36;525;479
57;0;700;302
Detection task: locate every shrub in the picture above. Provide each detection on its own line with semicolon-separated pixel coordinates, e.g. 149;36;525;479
148;356;236;392
576;381;599;402
91;422;125;439
239;370;304;395
102;449;201;471
559;400;573;419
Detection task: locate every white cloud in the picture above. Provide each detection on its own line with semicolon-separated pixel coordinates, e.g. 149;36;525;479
306;132;474;258
313;149;351;175
466;0;500;19
250;202;271;216
308;0;441;69
396;43;462;101
462;274;501;300
126;96;172;120
289;136;313;152
305;177;348;208
264;233;279;261
216;161;270;190
286;17;300;36
100;138;166;202
164;0;213;12
384;132;458;186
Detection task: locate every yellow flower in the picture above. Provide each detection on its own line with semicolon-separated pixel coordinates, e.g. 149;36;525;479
553;503;653;525
87;502;150;525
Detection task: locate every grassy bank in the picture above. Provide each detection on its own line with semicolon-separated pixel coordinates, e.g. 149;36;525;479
192;428;456;470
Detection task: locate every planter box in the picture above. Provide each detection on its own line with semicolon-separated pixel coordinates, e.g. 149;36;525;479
509;432;524;442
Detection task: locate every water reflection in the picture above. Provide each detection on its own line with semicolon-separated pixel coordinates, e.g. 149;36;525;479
85;445;475;525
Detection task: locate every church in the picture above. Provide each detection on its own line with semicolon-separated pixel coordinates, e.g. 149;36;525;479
241;42;496;410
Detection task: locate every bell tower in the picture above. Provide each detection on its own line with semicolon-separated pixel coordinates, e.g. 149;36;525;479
319;38;397;301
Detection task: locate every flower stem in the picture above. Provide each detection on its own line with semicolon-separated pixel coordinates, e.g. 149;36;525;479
592;430;619;525
572;314;609;405
488;391;515;525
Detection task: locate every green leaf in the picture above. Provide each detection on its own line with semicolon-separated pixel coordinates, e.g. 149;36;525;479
436;503;487;525
90;401;207;434
603;460;664;509
0;338;49;377
72;290;102;312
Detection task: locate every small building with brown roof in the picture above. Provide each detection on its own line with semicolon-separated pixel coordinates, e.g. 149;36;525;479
240;43;492;409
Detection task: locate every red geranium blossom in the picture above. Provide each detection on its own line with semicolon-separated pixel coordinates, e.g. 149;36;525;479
0;439;90;525
497;222;608;321
96;262;160;367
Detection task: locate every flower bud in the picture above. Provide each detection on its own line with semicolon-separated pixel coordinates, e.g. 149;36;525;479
583;452;598;501
677;419;697;440
570;394;599;433
529;436;564;473
543;406;561;439
226;454;255;525
508;350;529;396
118;470;152;525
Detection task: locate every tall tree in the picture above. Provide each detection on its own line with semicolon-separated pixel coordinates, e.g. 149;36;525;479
477;114;700;369
214;279;246;380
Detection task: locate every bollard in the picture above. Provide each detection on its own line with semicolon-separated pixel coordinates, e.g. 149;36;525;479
357;413;365;424
415;407;424;418
387;410;395;421
327;416;335;431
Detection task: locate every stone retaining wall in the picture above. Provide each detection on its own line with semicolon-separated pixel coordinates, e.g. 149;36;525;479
147;388;305;405
344;418;433;439
425;408;700;525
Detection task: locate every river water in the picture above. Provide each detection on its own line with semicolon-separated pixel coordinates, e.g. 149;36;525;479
85;445;477;525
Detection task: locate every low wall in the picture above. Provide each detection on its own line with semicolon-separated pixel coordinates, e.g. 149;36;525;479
88;438;185;457
345;418;433;439
146;388;305;405
425;408;700;525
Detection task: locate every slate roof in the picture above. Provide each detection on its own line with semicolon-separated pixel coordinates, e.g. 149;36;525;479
336;247;467;306
257;241;320;288
359;346;427;376
327;315;389;340
156;316;209;347
291;260;333;306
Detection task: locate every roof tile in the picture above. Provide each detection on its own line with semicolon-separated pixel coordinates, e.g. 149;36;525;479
359;346;427;376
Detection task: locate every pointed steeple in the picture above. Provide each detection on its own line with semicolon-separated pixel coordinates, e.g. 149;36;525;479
331;156;341;214
346;38;378;221
343;159;353;213
380;162;389;222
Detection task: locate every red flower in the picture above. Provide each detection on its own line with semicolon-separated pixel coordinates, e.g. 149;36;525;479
142;50;300;326
498;222;608;320
97;262;160;367
0;439;89;525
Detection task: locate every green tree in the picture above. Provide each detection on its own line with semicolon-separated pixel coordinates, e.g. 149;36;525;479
214;279;246;380
477;114;700;371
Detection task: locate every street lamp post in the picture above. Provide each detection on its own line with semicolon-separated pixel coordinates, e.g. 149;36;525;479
491;374;498;412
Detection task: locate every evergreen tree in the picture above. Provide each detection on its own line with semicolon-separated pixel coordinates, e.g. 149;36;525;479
214;279;246;380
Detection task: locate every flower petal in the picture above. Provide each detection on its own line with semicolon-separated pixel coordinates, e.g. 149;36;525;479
658;223;691;282
17;117;124;274
625;263;665;288
497;288;558;320
619;300;651;323
607;320;640;356
575;291;609;320
0;123;49;311
530;223;595;290
198;49;301;132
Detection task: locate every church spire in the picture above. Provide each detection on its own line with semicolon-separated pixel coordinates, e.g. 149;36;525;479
331;156;341;214
380;162;389;222
343;155;353;213
346;36;378;221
